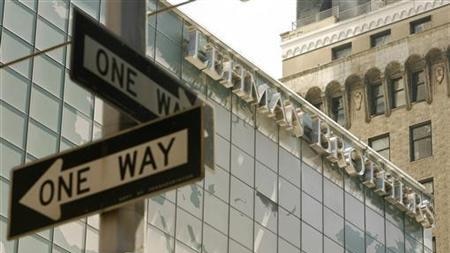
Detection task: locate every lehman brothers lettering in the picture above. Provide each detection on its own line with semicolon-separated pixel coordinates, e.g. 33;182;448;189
185;29;435;228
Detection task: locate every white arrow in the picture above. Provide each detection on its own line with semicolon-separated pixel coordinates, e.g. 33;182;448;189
19;129;188;220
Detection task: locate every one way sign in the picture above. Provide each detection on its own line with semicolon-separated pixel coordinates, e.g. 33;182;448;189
8;106;203;239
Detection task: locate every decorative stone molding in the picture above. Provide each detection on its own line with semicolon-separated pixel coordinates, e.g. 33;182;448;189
281;0;450;59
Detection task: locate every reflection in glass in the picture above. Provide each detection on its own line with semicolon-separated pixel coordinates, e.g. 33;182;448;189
148;225;174;253
1;102;26;149
229;208;253;250
255;191;277;232
204;192;228;234
148;195;176;236
27;121;58;158
1;69;30;112
176;208;202;251
0;31;32;78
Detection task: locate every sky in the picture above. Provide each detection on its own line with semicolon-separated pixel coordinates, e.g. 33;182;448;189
168;0;297;79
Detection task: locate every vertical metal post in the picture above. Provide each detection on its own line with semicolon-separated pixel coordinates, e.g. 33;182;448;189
99;1;147;253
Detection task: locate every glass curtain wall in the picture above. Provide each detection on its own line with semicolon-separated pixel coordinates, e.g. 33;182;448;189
0;1;432;253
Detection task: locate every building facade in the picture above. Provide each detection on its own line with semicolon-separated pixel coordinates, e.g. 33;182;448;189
281;0;450;252
0;1;435;253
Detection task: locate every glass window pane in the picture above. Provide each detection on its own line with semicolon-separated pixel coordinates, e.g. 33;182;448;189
27;121;58;158
230;176;253;216
18;235;50;253
366;207;385;243
177;184;203;218
33;55;63;97
255;162;277;202
30;86;60;131
1;141;24;179
256;131;277;170
53;221;84;253
302;222;322;253
324;207;344;245
231;115;254;155
229;208;253;250
302;163;322;201
345;193;364;229
176;208;202;251
212;101;230;139
279;177;300;218
279;237;300;253
1;104;26;149
35;17;65;63
279;148;300;186
85;226;99;253
345;222;365;253
155;32;181;76
255;191;277;232
62;106;92;145
279;208;301;248
0;68;30;112
412;124;431;140
38;0;68;30
0;179;10;218
205;166;229;202
0;30;33;77
324;178;343;216
93;97;104;124
148;195;176;235
147;226;174;253
215;135;230;171
302;192;322;231
231;145;254;186
3;1;35;43
386;221;405;253
324;237;344;253
64;73;93;116
157;11;182;43
1;219;16;253
254;224;276;253
413;138;432;160
370;136;389;151
204;192;228;234
229;238;252;253
202;224;227;253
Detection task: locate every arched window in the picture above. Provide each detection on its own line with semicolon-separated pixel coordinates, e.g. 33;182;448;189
305;87;324;111
365;68;385;117
325;81;346;126
385;62;406;110
405;55;428;106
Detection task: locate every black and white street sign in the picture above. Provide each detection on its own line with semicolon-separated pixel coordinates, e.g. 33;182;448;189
70;7;214;169
8;107;203;239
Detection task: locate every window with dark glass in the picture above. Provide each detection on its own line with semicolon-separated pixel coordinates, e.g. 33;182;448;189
419;178;434;195
410;121;432;161
390;77;405;108
369;134;390;160
410;16;431;34
369;83;384;115
370;30;391;48
332;43;352;60
313;101;323;111
411;70;426;102
331;96;345;126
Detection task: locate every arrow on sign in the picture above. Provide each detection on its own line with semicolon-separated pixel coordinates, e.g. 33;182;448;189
19;130;187;220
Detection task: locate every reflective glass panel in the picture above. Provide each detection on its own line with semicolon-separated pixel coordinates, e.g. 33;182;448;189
26;121;58;158
30;86;60;131
1;104;26;149
0;30;32;77
3;1;35;43
0;68;29;112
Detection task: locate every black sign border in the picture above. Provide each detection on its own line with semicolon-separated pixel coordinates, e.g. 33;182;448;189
8;106;204;239
70;7;197;122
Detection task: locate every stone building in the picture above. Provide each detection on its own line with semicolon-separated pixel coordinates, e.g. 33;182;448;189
281;0;450;252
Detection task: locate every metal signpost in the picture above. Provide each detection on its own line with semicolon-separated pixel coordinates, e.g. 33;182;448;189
69;8;214;171
8;106;203;239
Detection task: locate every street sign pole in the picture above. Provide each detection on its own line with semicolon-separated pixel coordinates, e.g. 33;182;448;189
101;1;146;253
